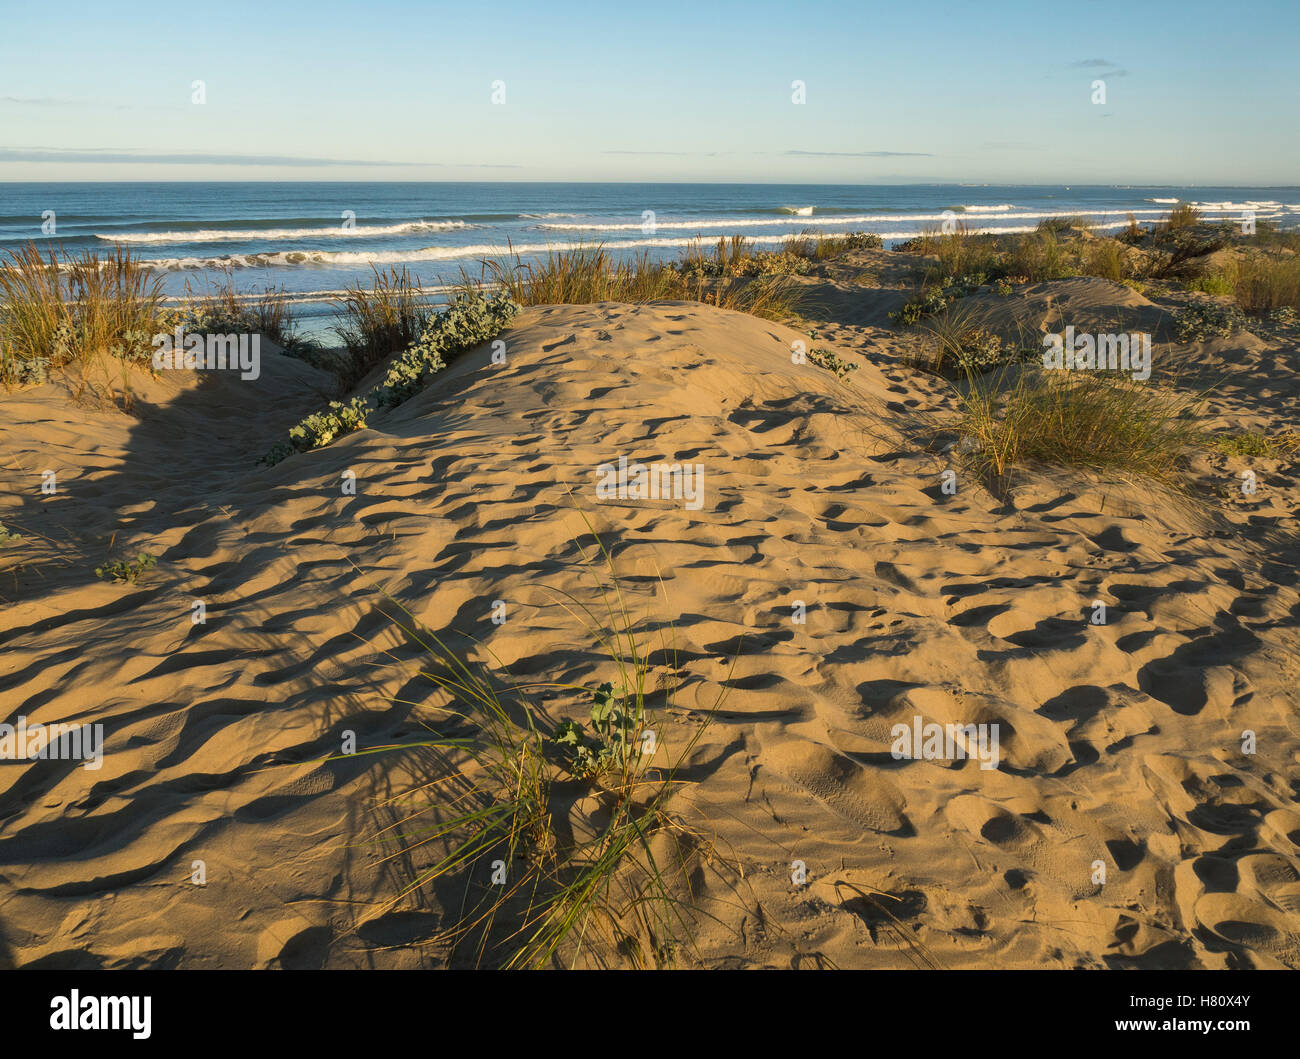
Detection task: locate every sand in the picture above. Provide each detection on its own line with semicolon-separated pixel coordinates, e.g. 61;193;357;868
2;275;1299;969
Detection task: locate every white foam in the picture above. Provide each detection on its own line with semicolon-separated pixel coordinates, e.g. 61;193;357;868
958;204;1018;213
143;224;1139;272
535;208;1209;233
96;220;472;244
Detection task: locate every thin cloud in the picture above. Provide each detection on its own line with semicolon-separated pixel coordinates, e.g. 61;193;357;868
602;150;722;157
0;95;73;106
785;149;933;158
0;147;520;167
1070;59;1128;76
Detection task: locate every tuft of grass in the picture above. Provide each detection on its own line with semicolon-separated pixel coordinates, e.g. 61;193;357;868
479;242;803;322
1118;213;1145;244
1037;215;1087;235
0;243;165;387
1005;229;1076;282
333;266;431;388
181;264;302;351
1162;202;1201;230
906;302;1035;377
485;244;681;305
1081;239;1133;283
954;367;1204;484
0;521;24;549
369;522;738;968
912;223;1003;282
1233;253;1300;314
1208;430;1300;459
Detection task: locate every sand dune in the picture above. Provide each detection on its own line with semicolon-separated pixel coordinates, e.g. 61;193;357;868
2;289;1299;968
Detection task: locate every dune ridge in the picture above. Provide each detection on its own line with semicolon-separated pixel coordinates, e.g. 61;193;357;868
1;289;1299;968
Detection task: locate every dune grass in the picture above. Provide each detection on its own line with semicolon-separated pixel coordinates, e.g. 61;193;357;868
481;245;683;304
333;266;431;387
476;242;804;321
1036;215;1088;235
0;242;166;386
1208;430;1300;459
1081;239;1133;283
369;522;737;968
1162;202;1201;231
910;222;1003;281
182;264;302;350
1233;253;1300;313
1004;229;1077;282
954;365;1205;484
905;302;1034;377
904;223;1083;285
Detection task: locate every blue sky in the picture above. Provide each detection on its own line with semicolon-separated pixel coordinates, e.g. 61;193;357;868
1;0;1296;183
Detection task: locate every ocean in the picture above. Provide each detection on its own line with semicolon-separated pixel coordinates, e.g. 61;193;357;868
3;182;1298;339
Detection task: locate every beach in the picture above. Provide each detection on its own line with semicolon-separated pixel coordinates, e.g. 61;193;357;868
2;216;1299;969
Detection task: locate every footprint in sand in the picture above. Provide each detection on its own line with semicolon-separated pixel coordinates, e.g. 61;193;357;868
755;728;909;840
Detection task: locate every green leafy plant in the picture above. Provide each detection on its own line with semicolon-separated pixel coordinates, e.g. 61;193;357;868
553;681;645;779
261;289;519;465
96;552;157;584
289;396;372;450
0;522;24;549
1184;272;1234;296
1172;301;1245;341
360;516;740;969
807;346;859;379
890;286;954;326
376;290;520;409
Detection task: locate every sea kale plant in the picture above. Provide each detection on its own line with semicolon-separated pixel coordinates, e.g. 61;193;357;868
807;346;859;379
261;290;519;465
374;290;519;408
554;682;646;780
1172;301;1246;342
891;286;956;326
96;552;157;584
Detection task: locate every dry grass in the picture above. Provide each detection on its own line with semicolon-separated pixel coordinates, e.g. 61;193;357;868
0;242;165;387
1081;239;1133;283
183;264;300;349
363;524;741;968
478;243;803;321
955;366;1205;484
333;266;431;387
1004;229;1076;282
1162;202;1201;230
1233;253;1300;313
